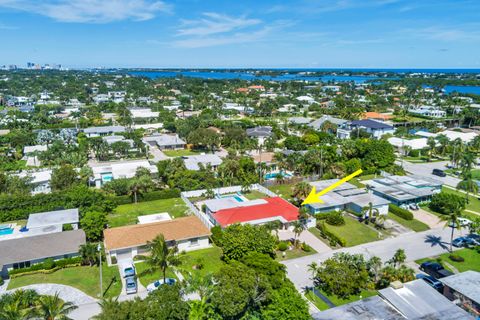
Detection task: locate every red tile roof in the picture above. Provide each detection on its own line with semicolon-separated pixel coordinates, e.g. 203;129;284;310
212;197;299;227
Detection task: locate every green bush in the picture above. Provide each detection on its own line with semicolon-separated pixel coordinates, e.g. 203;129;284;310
8;257;82;276
301;242;312;252
133;255;146;261
429;192;466;215
42;258;55;270
113;188;181;205
449;254;465;262
389;204;413;220
210;226;223;246
277;241;289;251
326;212;345;226
62;223;73;231
316;221;347;247
111;256;117;265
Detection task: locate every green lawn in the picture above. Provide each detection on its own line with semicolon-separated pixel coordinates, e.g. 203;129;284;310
108;198;189;227
324;216;381;247
387;213;430;232
243;190;267;200
470;169;480;180
162;149;200;157
178;246;224;278
416;248;480;273
267;183;295;199
8;265;122;298
441;187;480;214
305;290;330;311
135;261;178;287
306;289;377;310
276;247;317;261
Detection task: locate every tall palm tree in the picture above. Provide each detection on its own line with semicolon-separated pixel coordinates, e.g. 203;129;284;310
37;293;77;320
292;181;311;201
441;204;464;252
141;234;181;283
427;137;436;161
128;175;153;204
307;262;318;281
93;297;120;320
367;256;383;282
361;202;379;223
292;220;306;248
456;175;478;204
79;243;98;266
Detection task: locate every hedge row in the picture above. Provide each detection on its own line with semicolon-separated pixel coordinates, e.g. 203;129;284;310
9;257;82;276
316;221;347;247
113;188;181;205
389;204;413;220
0;185;114;222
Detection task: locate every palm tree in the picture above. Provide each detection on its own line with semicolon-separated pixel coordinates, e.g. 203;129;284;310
0;300;36;320
436;134;449;157
441;204;464;252
141;234;181;283
307;262;318;280
456;175;478;204
292;181;311;202
37;293;77;320
367;256;382;282
387;249;406;269
361;202;379;223
292;220;306;248
93;297;120;320
128;175;153;204
427;137;436;161
79;243;98;266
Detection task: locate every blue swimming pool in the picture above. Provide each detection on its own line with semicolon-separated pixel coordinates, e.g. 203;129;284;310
101;173;113;183
265;171;292;180
219;194;245;202
0;227;14;236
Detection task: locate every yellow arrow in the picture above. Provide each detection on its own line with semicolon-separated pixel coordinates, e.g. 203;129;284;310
302;169;363;205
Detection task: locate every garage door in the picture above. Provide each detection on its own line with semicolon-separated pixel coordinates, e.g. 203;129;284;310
115;249;133;263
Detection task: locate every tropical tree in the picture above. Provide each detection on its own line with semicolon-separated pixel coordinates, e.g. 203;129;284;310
427;137;436;160
141;234;180;283
307;262;318;281
292;220;306;248
79;243;99;266
387;249;406;269
441;204;464;252
292;181;311;202
361;202;379;223
93;297;121;320
367;256;383;282
128;175;153;203
37;293;78;320
456;175;478;204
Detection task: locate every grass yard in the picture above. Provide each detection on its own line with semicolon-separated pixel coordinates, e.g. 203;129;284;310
387;213;430;232
8;265;122;298
416;248;480;273
108;198;189;227
305;290;330;311
178;246;224;278
276;246;317;261
135;262;178;288
267;183;295;199
306;289;377;311
470;169;480;180
441;186;480;215
325;216;381;247
162;149;200;157
243;190;267;200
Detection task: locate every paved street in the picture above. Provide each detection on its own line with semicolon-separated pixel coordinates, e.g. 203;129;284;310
282;226;467;291
398;160;460;187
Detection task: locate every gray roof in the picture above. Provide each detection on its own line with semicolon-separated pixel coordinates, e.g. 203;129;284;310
0;230;86;267
312;296;404;320
83;126;125;134
379;279;474;319
288;117;311;125
246;126;273;137
143;134;186;147
367;175;443;202
439;271;480;304
27;209;79;229
183;154;222;171
309;115;347;130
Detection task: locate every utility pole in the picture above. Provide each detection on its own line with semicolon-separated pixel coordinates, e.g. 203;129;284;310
97;243;103;298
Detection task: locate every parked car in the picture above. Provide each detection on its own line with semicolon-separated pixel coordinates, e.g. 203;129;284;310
466;234;480;245
416;274;444;292
409;203;419;210
125;276;137;294
432;169;446;177
452;237;477;248
146;278;176;293
457;217;472;227
419;261;454;279
123;265;136;278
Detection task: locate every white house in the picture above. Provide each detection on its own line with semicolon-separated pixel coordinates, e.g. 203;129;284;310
409;106;446;118
183;154;223;171
337;119;395;139
90;160;157;188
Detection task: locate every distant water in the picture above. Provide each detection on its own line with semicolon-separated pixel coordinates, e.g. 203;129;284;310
444;85;480;95
129;70;397;84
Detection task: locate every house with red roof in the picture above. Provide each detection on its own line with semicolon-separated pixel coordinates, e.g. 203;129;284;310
202;195;302;228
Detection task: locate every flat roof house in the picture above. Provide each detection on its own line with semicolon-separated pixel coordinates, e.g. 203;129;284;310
26;208;79;234
337;119;395;139
83;125;126;137
17;169;52;194
143;134;186;150
440;271;480;317
103;216;211;265
183;154;222;171
306;179;390;215
366;175;442;206
0;230;86;278
90;159;158;188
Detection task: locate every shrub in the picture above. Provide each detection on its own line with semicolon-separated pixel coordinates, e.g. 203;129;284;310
133;255;146;261
8;257;82;276
326;212;345;226
301;242;312;252
42;258;55;270
277;241;289;251
316;222;347;247
194;258;204;270
62;224;73;231
449;254;465;262
429;192;466;215
111;256;117;265
210;226;223;246
389;204;413;220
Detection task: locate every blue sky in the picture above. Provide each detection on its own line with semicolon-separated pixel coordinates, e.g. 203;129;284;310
0;0;479;68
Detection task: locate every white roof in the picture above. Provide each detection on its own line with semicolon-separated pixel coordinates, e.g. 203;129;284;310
23;145;48;154
388;137;429;150
27;208;79;229
137;213;172;224
18;170;52;184
183;154;222;171
91;160;157;179
143;134;186;147
296;95;315;102
129;108;160;118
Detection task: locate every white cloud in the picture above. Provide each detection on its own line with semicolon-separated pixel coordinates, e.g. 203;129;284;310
177;13;261;37
410;26;480;42
0;0;171;23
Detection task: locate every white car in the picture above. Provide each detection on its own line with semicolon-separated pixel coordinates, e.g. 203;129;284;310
146;278;176;293
458;217;472;227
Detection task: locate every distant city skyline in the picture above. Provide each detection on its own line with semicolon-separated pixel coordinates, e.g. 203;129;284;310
0;0;479;68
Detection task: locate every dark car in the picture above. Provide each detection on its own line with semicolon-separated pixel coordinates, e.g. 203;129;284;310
452;237;477;248
432;169;446;177
420;261;454;279
416;274;444;292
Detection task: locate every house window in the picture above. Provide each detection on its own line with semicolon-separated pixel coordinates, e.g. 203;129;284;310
190;238;199;246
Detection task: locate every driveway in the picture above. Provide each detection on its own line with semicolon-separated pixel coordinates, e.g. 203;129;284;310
398;160;460;187
6;283;96;305
414;208;444;228
282;226;467;291
118;260;147;296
